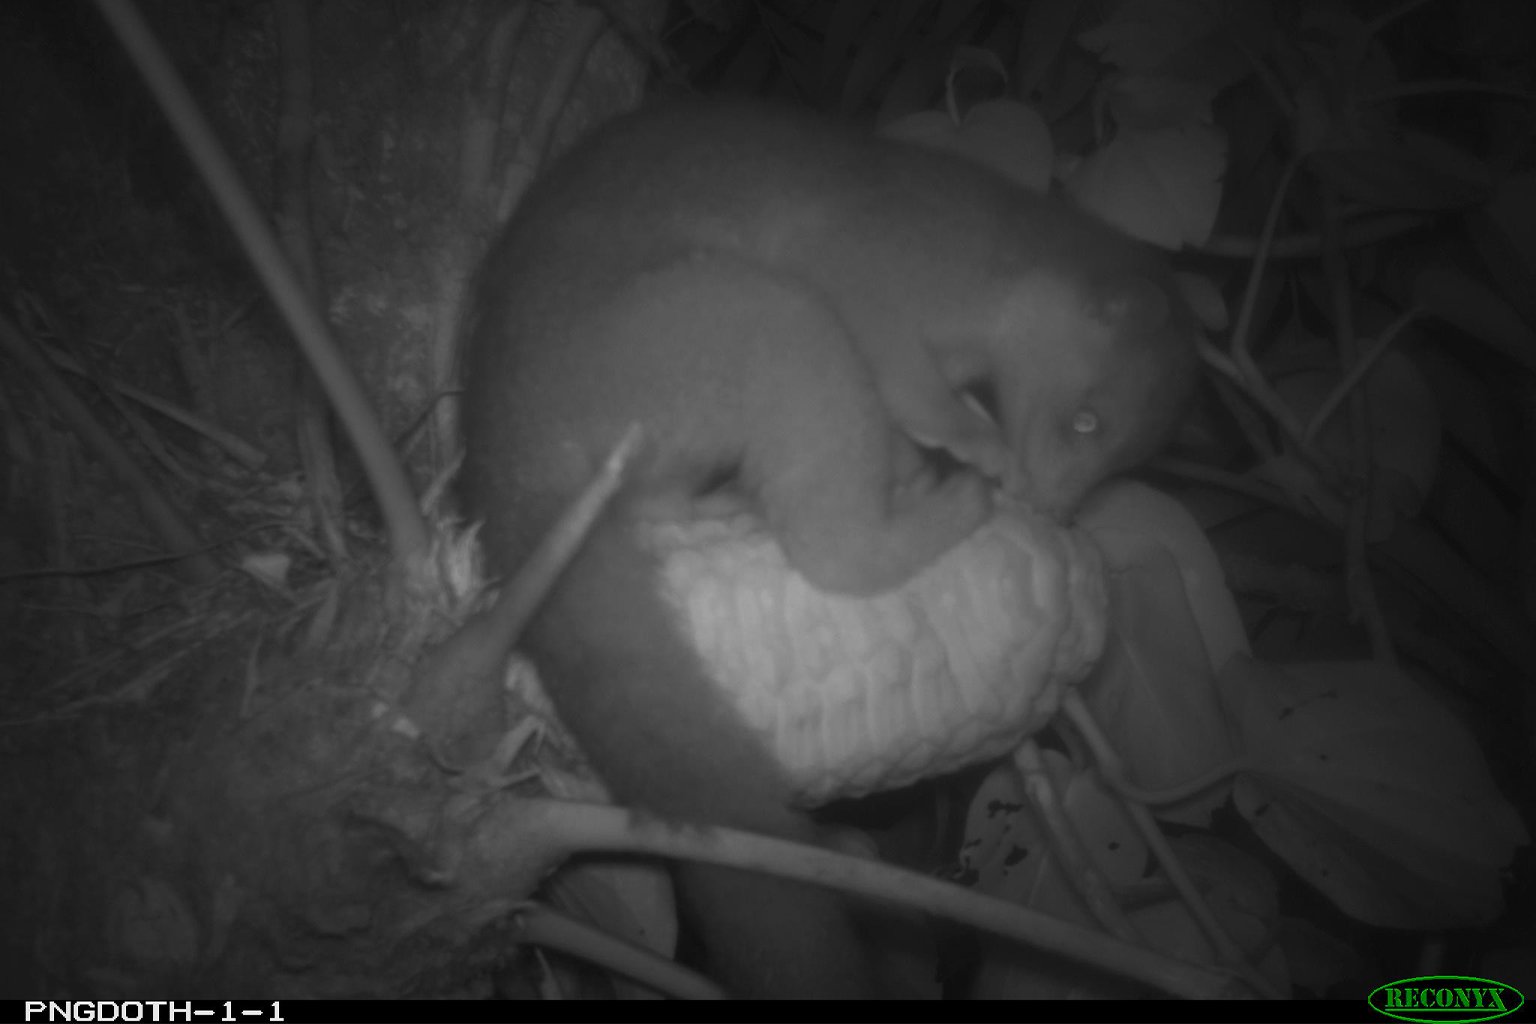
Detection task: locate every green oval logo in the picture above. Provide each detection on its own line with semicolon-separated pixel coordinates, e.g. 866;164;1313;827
1369;976;1525;1023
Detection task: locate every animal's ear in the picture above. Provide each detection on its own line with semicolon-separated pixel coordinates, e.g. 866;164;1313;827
1091;276;1171;328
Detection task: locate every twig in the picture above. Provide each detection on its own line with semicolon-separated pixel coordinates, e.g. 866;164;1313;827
90;0;429;565
496;5;613;224
1060;693;1281;998
1014;739;1143;945
510;903;726;1000
500;797;1252;999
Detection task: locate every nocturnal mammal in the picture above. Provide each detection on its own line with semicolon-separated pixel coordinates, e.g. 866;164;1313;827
459;98;1201;996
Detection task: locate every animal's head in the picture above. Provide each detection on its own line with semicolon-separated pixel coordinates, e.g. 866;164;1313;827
958;271;1202;521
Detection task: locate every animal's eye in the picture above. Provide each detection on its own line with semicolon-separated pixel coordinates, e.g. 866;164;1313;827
960;379;1000;425
1072;409;1100;436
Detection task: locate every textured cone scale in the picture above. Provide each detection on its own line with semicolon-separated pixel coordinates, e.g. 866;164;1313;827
647;505;1108;805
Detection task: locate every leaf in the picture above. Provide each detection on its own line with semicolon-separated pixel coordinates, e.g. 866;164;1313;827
716;25;774;95
1274;351;1443;529
1415;266;1536;373
1064;124;1225;248
946;44;1009;104
1081;482;1250;675
1309;134;1491;212
961;752;1147;903
1470;172;1536;328
1076;485;1241;825
1221;658;1529;928
1423;449;1521;583
961;754;1149;998
838;0;930;115
820;0;881;99
873;5;993;123
928;3;990;50
876;46;952;124
546;861;678;998
962;756;1074;908
1078;0;1221;72
961;757;1290;997
1173;271;1228;332
1396;341;1516;485
1109;72;1220;128
1167;834;1279;945
683;0;752;32
1248;452;1347;525
1276;916;1361;997
1348;352;1442;509
1061;766;1151;885
1015;0;1084;98
1112;836;1289;993
758;5;821;98
1236;775;1451;927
